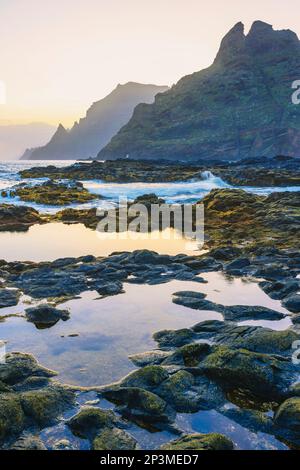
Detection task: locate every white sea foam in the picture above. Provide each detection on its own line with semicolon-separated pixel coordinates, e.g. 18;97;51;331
0;160;298;213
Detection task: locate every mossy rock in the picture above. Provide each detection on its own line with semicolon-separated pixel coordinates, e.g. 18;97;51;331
214;326;299;356
12;180;99;206
0;380;12;393
0;352;56;386
92;427;138;450
160;433;234;450
10;434;47;450
163;343;211;366
120;365;169;390
153;328;195;348
102;387;175;423
200;346;294;402
20;384;75;426
0;393;25;442
274;397;300;448
67;407;119;439
155;370;196;412
274;397;300;431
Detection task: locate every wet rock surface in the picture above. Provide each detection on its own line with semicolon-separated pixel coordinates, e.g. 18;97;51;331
172;291;285;321
7;180;101;206
0;204;43;231
0;353;75;446
25;304;70;328
0;191;298;451
160;433;234;450
0;288;20;308
19;157;300;187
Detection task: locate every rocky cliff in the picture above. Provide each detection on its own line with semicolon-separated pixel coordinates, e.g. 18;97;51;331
98;21;300;162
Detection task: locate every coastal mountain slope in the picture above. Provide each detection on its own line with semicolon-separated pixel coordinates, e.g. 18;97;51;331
98;21;300;162
0;122;55;160
21;82;168;160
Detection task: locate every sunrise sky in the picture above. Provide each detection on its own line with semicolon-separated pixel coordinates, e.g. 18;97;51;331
1;0;300;127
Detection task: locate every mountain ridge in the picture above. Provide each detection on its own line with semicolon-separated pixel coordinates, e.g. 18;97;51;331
21;82;169;160
98;21;300;162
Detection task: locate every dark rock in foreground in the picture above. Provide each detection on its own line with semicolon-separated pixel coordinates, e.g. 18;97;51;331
160;433;234;450
0;353;75;445
25;304;70;329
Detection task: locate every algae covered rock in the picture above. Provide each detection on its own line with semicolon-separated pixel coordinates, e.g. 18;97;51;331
11;180;99;206
10;434;47;450
67;407;119;439
162;343;211;367
20;383;75;426
102;387;175;423
153;328;195;348
155;370;224;413
160;433;234;450
155;370;196;412
274;397;300;432
274;397;300;448
0;352;56;386
213;325;299;355
92;428;138;450
200;346;294;401
0;393;25;442
119;365;169;390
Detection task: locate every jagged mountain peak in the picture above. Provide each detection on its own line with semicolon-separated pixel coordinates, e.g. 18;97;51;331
98;21;300;162
50;123;68;143
214;21;246;65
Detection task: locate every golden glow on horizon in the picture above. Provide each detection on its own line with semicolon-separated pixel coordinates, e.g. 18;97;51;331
1;0;300;127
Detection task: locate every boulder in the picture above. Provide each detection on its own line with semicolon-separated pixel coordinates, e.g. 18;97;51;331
160;433;234;450
102;387;175;424
199;346;294;402
67;407;119;439
0;352;56;386
25;304;70;328
92;428;138;450
119;366;169;390
283;294;300;313
274;397;300;448
0;288;20;308
20;384;75;426
0;393;25;442
10;435;47;450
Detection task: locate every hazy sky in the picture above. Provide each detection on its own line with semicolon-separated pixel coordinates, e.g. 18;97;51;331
1;0;300;127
